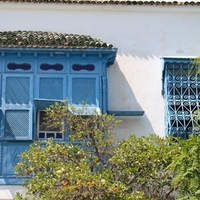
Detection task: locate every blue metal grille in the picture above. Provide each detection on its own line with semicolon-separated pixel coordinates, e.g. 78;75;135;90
39;77;63;100
72;78;96;105
5;77;30;104
4;110;30;138
164;61;200;138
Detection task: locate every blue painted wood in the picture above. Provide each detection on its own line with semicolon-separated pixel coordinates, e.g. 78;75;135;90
2;75;33;140
34;99;63;110
107;111;145;116
102;76;107;114
0;141;32;184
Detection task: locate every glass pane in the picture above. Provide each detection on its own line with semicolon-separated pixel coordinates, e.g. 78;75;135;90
39;132;45;139
47;133;54;138
56;133;62;139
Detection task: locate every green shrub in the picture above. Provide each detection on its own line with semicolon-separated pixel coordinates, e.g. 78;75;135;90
14;101;200;199
169;134;200;200
110;134;180;199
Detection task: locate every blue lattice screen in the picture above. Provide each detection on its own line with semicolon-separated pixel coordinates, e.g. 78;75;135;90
164;61;200;138
3;76;32;139
5;77;30;104
72;78;96;105
4;110;30;139
39;77;63;100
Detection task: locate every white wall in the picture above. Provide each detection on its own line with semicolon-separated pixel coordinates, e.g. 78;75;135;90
1;3;200;139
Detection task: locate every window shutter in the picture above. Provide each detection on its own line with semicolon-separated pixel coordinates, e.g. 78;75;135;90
69;76;100;112
38;76;66;100
2;75;33;140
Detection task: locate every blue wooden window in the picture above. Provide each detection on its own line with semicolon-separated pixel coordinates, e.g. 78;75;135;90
38;76;65;100
2;75;33;140
163;59;200;138
69;76;99;107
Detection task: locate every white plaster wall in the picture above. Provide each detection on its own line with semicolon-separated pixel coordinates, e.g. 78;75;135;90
0;3;200;139
1;3;200;199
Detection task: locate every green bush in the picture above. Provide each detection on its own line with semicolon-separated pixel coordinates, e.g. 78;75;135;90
110;134;180;199
14;101;200;199
169;134;200;200
15;139;137;200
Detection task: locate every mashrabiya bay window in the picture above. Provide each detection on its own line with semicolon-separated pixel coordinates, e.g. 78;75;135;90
163;57;200;138
0;30;117;184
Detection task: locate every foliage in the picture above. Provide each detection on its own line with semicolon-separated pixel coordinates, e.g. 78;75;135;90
192;109;200;133
15;101;143;199
15;139;137;200
169;134;200;200
44;101;119;167
110;134;180;200
14;100;200;199
190;57;200;76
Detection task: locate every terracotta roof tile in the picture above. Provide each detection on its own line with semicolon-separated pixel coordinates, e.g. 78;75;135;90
0;31;114;49
0;0;199;5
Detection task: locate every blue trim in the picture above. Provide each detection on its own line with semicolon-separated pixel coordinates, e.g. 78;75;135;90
34;99;63;110
0;177;28;185
107;111;145;116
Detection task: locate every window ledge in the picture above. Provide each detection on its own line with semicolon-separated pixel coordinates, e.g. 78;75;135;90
107;111;145;116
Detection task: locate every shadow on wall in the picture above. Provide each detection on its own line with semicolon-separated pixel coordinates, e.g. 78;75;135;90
107;60;154;139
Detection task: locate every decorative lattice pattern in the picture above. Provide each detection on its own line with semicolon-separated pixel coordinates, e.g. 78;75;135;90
72;78;96;105
2;143;30;176
164;61;200;138
5;77;30;104
39;77;63;100
4;110;30;138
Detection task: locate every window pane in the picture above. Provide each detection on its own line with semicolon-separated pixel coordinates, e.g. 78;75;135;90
39;132;45;139
47;133;54;138
56;133;62;139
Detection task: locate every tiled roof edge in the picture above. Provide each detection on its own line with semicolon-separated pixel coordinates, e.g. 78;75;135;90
0;0;199;6
0;31;115;49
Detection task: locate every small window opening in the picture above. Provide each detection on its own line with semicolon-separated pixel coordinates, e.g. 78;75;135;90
37;110;63;140
40;63;63;71
72;64;95;71
7;63;31;70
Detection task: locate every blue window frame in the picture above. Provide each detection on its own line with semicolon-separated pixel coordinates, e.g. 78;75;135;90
163;58;200;138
